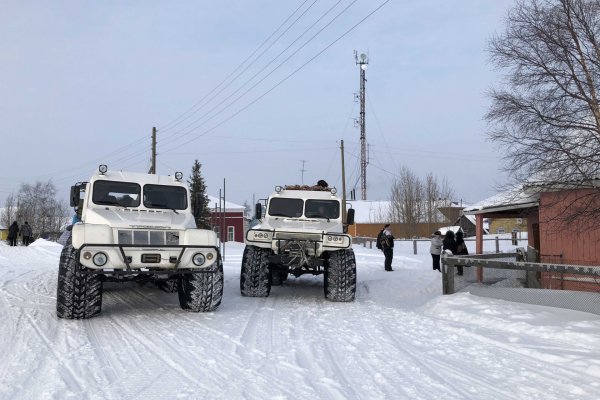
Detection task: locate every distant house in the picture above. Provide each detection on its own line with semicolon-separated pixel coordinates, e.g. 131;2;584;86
0;225;7;241
488;217;527;235
346;200;455;239
464;183;600;293
206;195;246;243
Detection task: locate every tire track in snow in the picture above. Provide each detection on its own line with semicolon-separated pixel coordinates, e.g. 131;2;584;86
23;313;92;398
100;287;302;399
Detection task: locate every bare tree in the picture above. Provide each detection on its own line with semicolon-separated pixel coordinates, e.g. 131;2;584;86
390;167;456;237
1;193;17;228
487;0;600;223
14;181;69;239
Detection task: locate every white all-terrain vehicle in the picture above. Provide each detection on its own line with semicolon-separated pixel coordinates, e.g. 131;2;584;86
241;184;356;301
56;165;223;319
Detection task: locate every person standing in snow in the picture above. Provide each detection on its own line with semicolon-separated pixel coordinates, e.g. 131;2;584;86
380;224;394;271
455;231;468;276
7;221;19;246
442;230;458;273
430;231;443;271
20;222;32;246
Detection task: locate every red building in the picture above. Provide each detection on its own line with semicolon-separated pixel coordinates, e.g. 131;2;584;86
207;195;246;243
465;184;600;293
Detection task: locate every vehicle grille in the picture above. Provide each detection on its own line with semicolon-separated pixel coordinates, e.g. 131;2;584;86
118;230;180;245
274;232;321;242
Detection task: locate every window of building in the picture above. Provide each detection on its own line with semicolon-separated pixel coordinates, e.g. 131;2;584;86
496;228;505;234
228;226;234;242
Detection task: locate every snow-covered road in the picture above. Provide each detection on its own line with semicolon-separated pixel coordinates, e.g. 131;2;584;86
0;240;599;399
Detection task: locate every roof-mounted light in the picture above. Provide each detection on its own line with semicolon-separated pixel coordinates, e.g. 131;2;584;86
275;186;283;193
330;187;337;195
174;172;183;181
99;164;108;174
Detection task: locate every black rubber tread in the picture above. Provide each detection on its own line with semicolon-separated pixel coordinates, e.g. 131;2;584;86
324;249;357;302
240;246;271;297
177;256;224;312
56;244;103;319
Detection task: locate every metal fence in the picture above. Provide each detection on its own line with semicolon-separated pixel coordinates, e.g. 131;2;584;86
354;236;525;254
442;248;600;315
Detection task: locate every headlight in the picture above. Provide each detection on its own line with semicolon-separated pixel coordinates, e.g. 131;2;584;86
192;253;206;266
93;252;108;266
324;235;348;247
248;230;272;242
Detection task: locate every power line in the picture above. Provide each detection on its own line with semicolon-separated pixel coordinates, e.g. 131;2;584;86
158;0;392;155
157;0;315;134
158;0;360;151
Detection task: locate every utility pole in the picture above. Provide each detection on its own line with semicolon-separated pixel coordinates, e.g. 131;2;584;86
300;160;306;185
220;178;226;261
149;127;157;174
341;140;347;228
355;51;368;200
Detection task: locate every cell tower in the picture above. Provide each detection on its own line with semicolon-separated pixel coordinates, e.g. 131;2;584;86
355;51;369;200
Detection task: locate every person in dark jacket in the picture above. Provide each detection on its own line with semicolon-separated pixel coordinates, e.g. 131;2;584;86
442;230;458;276
455;231;468;276
20;221;33;246
7;221;19;246
442;230;457;255
380;224;394;271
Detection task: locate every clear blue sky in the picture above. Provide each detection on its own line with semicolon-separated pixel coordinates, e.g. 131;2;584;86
0;0;515;208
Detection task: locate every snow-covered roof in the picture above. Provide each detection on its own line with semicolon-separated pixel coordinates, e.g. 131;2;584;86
347;200;391;224
463;188;539;215
438;226;462;235
207;195;245;212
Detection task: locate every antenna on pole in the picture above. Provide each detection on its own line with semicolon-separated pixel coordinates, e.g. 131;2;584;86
300;160;307;185
354;51;369;200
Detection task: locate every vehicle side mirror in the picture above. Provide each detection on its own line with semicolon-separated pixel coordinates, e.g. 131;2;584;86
346;208;355;225
255;203;262;220
70;185;80;207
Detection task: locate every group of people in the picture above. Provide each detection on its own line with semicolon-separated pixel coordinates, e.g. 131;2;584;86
430;230;468;274
375;223;468;274
6;221;34;247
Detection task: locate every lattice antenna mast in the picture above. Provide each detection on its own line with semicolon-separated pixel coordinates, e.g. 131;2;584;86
355;51;369;200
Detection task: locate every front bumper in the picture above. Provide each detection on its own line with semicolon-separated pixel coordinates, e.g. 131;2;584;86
78;243;219;272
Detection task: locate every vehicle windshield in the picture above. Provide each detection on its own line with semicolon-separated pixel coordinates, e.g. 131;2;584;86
268;198;304;218
305;199;340;219
143;184;188;210
92;181;141;207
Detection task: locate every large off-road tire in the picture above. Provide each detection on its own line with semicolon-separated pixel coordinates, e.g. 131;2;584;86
240;246;271;297
56;244;103;319
178;256;224;312
324;249;357;302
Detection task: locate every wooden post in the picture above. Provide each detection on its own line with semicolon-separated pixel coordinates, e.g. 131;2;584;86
413;240;417;255
495;236;500;253
442;255;454;295
476;213;484;283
